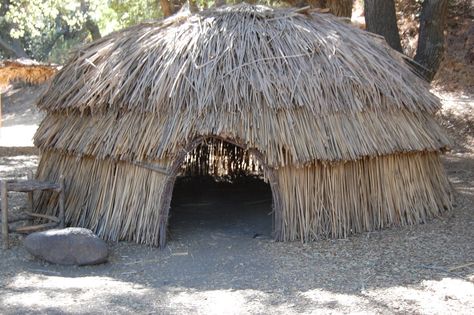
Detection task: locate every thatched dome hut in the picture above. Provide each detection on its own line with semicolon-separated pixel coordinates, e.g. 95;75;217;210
34;5;452;247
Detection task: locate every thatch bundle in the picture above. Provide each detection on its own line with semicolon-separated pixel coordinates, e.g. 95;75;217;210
34;4;452;247
0;60;58;87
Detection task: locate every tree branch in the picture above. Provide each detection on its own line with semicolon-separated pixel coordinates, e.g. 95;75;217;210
80;0;101;40
0;35;28;59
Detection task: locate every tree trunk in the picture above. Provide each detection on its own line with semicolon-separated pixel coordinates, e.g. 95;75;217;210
188;0;198;13
215;0;226;7
364;0;403;52
85;19;101;40
325;0;352;17
283;0;352;17
160;0;172;17
414;0;448;82
171;0;185;14
80;1;101;40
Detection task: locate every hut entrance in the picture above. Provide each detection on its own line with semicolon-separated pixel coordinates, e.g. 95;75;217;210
165;137;277;245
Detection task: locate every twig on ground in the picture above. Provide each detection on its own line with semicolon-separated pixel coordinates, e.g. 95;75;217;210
448;262;474;272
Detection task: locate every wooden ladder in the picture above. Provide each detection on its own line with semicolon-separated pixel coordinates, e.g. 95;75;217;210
1;173;65;249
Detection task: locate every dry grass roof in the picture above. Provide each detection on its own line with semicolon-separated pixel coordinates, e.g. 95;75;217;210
0;59;57;87
35;4;449;166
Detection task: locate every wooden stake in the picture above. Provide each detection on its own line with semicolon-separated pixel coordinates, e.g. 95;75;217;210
448;262;474;272
11;222;58;234
1;181;9;249
0;91;2;129
27;171;34;211
59;175;65;229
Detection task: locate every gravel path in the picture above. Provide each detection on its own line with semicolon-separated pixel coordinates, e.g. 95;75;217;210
0;153;473;314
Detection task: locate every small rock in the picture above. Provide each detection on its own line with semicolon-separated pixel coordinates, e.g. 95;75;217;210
24;227;108;266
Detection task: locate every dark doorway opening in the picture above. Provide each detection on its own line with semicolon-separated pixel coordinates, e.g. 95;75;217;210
168;138;273;243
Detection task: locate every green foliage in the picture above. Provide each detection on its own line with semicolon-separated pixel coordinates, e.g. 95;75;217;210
109;0;161;28
47;31;86;64
0;0;284;62
0;0;160;62
1;0;110;61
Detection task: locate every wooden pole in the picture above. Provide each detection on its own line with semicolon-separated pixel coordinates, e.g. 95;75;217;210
58;175;65;229
1;181;9;249
27;171;33;212
0;91;2;129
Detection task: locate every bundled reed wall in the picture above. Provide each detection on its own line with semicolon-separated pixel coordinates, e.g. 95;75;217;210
34;148;451;246
277;152;452;241
35;151;172;245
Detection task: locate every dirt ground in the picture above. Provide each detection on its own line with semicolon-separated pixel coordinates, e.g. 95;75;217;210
0;84;45;150
0;152;473;314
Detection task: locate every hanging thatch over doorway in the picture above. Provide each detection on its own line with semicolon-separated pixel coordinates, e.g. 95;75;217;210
33;4;452;247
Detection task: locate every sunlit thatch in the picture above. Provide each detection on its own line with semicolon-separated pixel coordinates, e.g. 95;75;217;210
0;59;57;87
34;4;452;247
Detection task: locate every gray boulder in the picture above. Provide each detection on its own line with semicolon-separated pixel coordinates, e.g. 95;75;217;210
24;227;108;265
